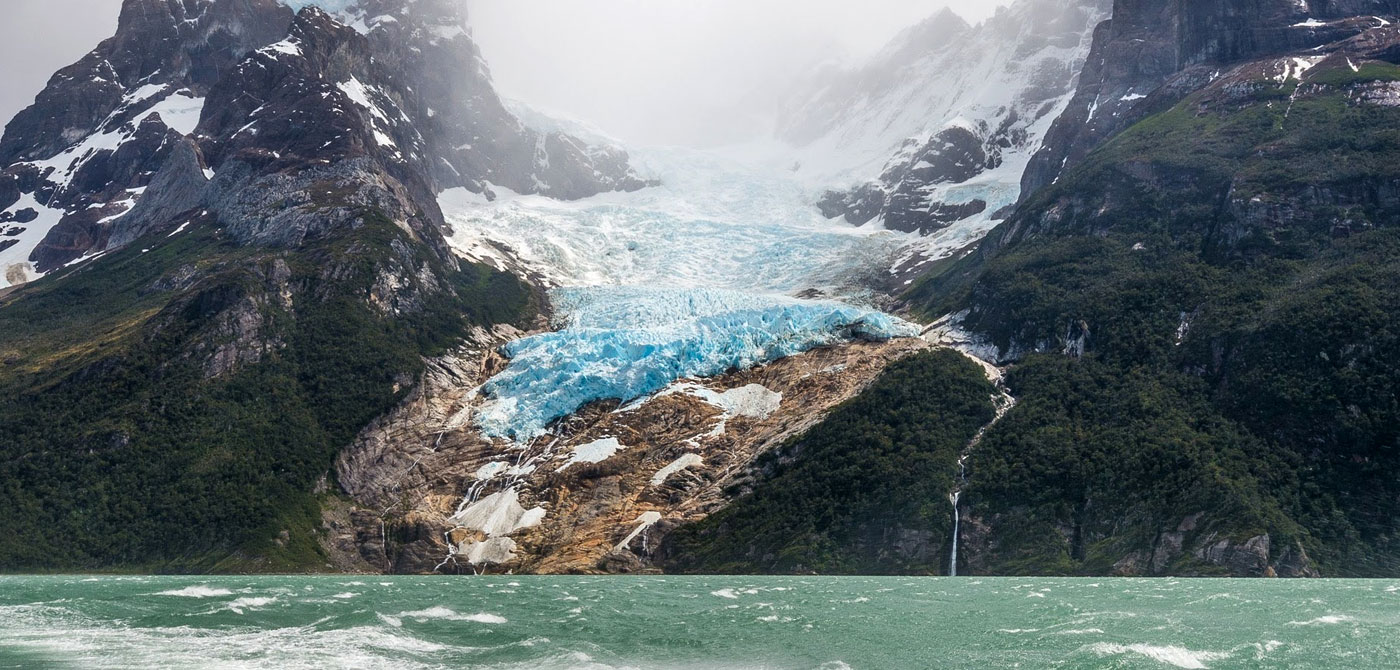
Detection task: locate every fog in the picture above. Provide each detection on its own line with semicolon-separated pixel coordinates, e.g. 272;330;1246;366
0;0;123;130
466;0;1012;147
0;0;1010;148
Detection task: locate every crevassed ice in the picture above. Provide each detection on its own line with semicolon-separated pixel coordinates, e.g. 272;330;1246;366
440;146;909;292
475;286;918;440
445;144;924;442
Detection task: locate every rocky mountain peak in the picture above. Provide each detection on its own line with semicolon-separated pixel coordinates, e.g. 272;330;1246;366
0;0;650;288
788;0;1107;252
1021;0;1400;196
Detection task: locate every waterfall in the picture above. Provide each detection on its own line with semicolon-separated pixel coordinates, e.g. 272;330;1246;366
949;455;967;577
940;350;1018;578
949;490;961;577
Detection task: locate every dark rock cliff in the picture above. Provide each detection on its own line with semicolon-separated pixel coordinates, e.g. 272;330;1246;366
0;0;650;283
900;2;1400;577
1022;0;1400;197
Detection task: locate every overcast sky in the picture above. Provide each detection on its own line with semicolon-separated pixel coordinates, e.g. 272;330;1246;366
467;0;1011;145
0;0;1009;147
1;0;122;128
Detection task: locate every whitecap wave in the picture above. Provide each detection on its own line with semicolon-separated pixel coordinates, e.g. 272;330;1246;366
223;596;277;614
1287;615;1355;626
398;606;508;624
154;586;234;598
1087;643;1230;669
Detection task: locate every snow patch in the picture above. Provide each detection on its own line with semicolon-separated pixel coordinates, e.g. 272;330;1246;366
651;453;703;486
615;511;663;552
146;93;206;136
337;78;388;123
1;192;70;288
643;382;783;442
556;437;626;473
460;537;518;565
262;39;303;58
1276;56;1325;82
449;489;546;537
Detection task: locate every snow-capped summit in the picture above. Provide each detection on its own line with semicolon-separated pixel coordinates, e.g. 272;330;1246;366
779;0;1108;244
0;0;649;288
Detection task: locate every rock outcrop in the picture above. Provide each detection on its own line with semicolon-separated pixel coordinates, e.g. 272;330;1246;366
330;336;930;574
1021;0;1400;197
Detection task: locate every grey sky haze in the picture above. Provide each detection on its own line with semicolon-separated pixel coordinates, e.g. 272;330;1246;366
0;0;123;131
466;0;1013;145
0;0;1011;147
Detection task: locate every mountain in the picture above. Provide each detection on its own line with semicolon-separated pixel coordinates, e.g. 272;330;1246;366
888;0;1400;576
648;0;1400;579
0;0;648;289
778;0;1107;248
1022;0;1400;195
6;0;1400;579
0;0;647;571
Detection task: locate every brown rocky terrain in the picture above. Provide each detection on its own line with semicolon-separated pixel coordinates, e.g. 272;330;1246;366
328;334;931;574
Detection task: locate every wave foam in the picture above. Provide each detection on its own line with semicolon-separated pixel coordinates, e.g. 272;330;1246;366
398;607;508;624
154;586;234;598
224;597;277;614
1088;643;1230;669
1287;615;1355;626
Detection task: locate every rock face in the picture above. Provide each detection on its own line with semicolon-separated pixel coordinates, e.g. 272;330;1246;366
786;0;1107;241
1021;0;1400;197
0;0;650;287
0;0;293;283
330;336;930;574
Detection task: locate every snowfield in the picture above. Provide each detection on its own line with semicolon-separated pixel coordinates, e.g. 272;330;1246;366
440;146;909;292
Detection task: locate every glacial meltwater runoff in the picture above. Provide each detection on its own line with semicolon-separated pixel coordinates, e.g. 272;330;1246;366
1;577;1396;669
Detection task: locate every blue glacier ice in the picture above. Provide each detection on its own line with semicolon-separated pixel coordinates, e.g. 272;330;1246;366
446;145;926;442
475;287;920;440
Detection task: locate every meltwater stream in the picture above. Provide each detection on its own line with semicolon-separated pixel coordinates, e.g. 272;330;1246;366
441;146;922;440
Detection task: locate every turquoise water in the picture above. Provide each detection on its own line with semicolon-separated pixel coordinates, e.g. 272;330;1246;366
1;577;1397;669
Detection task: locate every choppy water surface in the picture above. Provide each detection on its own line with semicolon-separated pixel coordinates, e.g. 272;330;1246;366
1;577;1396;669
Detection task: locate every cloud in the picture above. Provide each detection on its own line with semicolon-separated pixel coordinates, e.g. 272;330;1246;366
466;0;1013;146
0;0;123;133
0;1;1013;149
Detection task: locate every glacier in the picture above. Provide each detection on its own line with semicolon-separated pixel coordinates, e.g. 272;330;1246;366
445;144;923;442
439;145;909;292
475;287;918;440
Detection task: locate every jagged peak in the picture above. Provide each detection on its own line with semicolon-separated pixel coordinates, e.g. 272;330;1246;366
871;7;973;65
276;0;468;37
285;3;365;44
